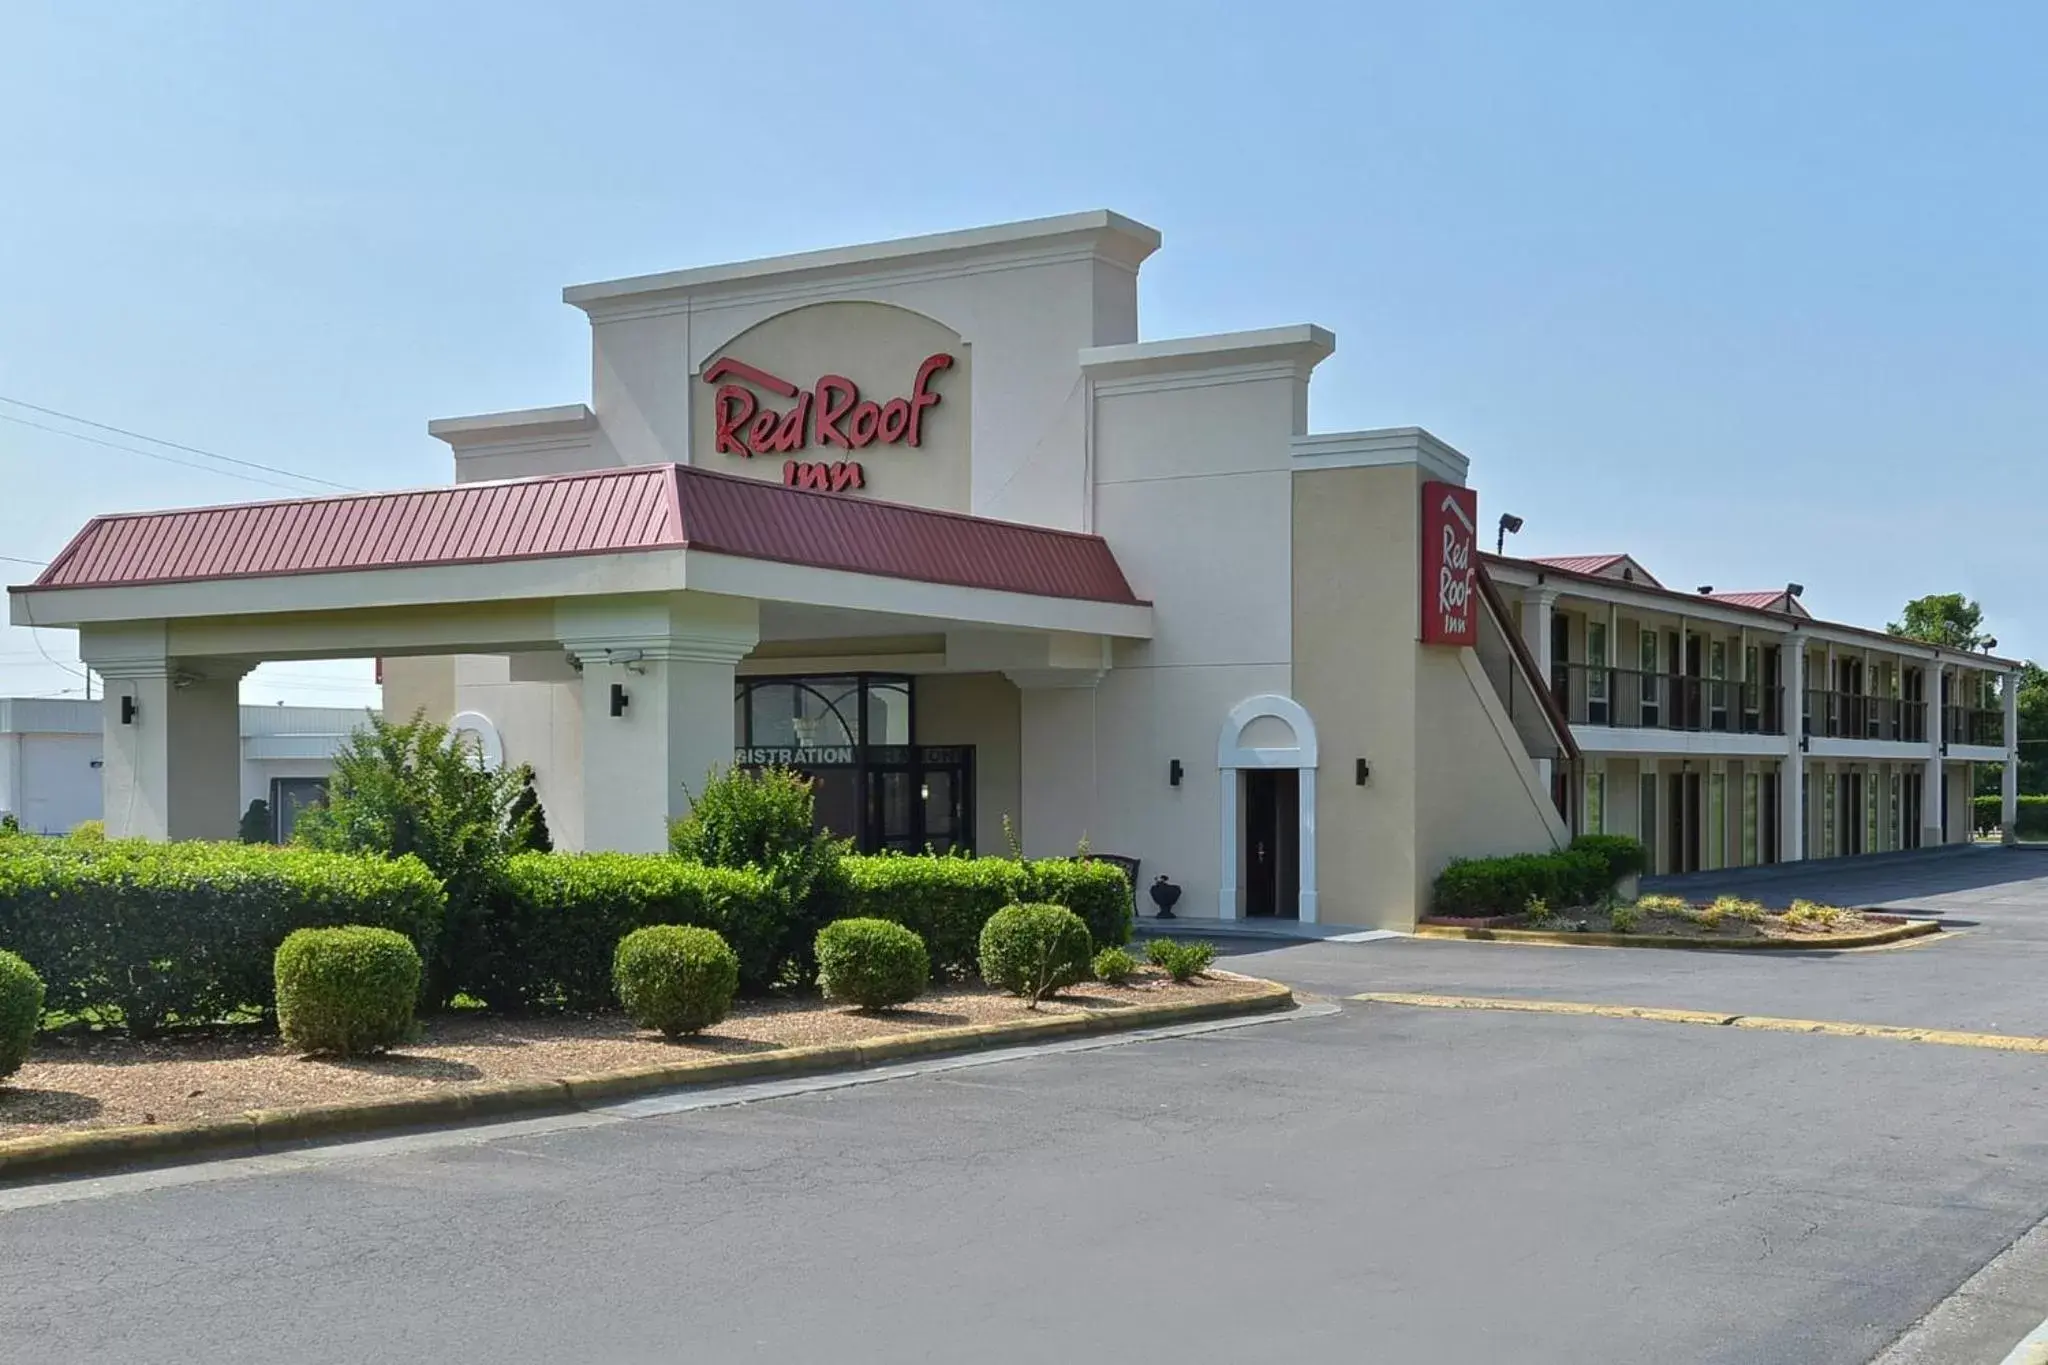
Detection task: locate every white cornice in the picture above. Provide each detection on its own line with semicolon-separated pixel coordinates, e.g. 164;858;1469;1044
564;210;1161;315
428;404;597;449
1080;324;1335;385
1290;427;1470;484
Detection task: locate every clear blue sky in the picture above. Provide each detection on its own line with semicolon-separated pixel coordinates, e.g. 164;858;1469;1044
3;1;2042;706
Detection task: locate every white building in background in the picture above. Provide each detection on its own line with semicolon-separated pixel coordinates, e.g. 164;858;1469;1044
0;698;369;838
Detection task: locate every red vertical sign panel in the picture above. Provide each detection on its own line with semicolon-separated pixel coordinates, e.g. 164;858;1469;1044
1420;480;1479;646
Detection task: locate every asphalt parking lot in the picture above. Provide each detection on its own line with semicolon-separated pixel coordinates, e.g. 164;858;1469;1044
7;846;2048;1365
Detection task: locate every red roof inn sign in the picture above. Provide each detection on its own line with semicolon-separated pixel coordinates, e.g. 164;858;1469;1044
1420;480;1478;646
704;352;955;493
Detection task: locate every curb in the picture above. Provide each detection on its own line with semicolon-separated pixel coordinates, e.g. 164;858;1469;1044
1410;918;1942;951
0;979;1294;1184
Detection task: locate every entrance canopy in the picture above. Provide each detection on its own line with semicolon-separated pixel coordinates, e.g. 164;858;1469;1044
9;465;1151;848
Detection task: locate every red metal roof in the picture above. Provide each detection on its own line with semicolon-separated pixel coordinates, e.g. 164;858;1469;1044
1529;553;1629;576
22;464;1143;606
1706;590;1785;609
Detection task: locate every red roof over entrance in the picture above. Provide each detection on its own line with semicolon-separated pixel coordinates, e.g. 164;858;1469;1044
23;464;1144;606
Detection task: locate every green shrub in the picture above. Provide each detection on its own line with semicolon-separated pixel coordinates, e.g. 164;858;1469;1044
1688;902;1727;931
0;812;19;835
613;925;739;1037
1784;900;1847;930
670;766;851;984
493;853;781;1009
978;903;1093;1004
294;711;537;1008
840;854;1132;977
1569;833;1648;882
1708;895;1766;924
815;918;929;1010
1607;903;1641;934
0;840;444;1037
274;926;421;1056
1145;938;1214;983
1433;846;1619;918
69;820;104;841
1092;945;1138;985
1634;894;1688;913
1975;794;2048;837
0;950;44;1080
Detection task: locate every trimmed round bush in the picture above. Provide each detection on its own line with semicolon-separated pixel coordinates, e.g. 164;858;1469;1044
978;902;1092;1002
816;918;929;1010
274;926;421;1057
0;949;45;1081
614;925;739;1038
1092;945;1138;985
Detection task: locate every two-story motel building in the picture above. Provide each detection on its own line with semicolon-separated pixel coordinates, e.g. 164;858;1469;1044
7;211;2023;930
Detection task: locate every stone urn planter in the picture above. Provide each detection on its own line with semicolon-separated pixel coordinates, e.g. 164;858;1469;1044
1148;875;1182;919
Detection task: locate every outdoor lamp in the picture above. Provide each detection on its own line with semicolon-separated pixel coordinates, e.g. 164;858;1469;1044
1496;512;1524;554
1168;759;1183;787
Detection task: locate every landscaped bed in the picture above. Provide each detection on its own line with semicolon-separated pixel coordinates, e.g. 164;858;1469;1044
0;969;1269;1138
1421;895;1933;945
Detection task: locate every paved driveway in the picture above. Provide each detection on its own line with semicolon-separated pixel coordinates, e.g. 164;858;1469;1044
9;846;2048;1365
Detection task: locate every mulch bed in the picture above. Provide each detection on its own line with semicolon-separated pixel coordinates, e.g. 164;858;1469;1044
0;968;1267;1138
1424;906;1910;940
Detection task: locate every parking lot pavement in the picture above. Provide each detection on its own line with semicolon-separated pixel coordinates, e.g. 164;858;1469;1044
10;999;2048;1365
1206;847;2048;1038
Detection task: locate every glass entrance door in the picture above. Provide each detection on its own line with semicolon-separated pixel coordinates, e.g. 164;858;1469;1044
867;747;975;854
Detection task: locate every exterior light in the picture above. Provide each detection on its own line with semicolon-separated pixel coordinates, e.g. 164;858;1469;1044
1984;638;1999;651
1356;758;1371;785
119;695;136;725
1168;759;1183;787
1786;582;1804;599
1495;513;1524;554
1697;585;1714;595
609;683;629;718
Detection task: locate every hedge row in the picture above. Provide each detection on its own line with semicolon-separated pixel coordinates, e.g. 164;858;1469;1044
0;838;444;1036
1972;794;2048;837
0;840;1132;1029
1432;834;1645;918
840;854;1133;976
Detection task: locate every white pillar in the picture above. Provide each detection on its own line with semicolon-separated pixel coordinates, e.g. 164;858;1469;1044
1925;660;1946;848
2004;669;2022;846
1780;634;1804;862
560;594;759;854
1521;587;1558;788
89;660;244;841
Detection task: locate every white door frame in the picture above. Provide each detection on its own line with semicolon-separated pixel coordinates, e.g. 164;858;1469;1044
1216;694;1319;923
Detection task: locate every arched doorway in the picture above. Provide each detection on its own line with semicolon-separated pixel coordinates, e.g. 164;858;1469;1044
1216;694;1319;923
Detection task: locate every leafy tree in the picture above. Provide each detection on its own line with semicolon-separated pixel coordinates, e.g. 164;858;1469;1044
294;711;534;1007
238;798;273;844
1888;593;1988;650
670;765;850;986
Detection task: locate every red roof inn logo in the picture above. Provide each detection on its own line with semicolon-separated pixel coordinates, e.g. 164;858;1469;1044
1420;480;1478;646
703;352;955;493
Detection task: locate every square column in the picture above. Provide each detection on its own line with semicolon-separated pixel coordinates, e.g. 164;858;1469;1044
1780;635;1804;862
1925;660;1946;848
560;594;759;853
87;656;245;841
2004;669;2021;846
1521;587;1558;789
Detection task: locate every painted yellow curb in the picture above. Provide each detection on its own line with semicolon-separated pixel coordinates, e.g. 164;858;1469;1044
1411;918;1942;950
1354;991;2048;1054
0;979;1294;1183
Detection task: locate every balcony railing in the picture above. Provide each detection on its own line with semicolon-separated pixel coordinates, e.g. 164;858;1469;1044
1943;705;2005;748
1551;663;1783;735
1801;689;1928;743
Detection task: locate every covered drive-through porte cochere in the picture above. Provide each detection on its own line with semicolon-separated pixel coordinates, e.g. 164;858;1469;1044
8;463;1152;853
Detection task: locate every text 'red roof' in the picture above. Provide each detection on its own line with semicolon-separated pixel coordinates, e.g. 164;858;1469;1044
24;464;1143;606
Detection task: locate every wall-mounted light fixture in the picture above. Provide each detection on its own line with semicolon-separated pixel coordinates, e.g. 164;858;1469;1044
1356;759;1371;785
119;695;137;725
1786;582;1804;600
1168;759;1183;787
609;683;629;718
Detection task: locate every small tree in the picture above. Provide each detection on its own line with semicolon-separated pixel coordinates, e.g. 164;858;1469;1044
294;711;533;1007
1888;593;1988;650
670;765;850;986
508;772;553;853
238;798;273;845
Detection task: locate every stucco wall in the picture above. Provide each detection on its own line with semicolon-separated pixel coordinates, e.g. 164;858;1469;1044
915;672;1021;855
1291;463;1423;929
